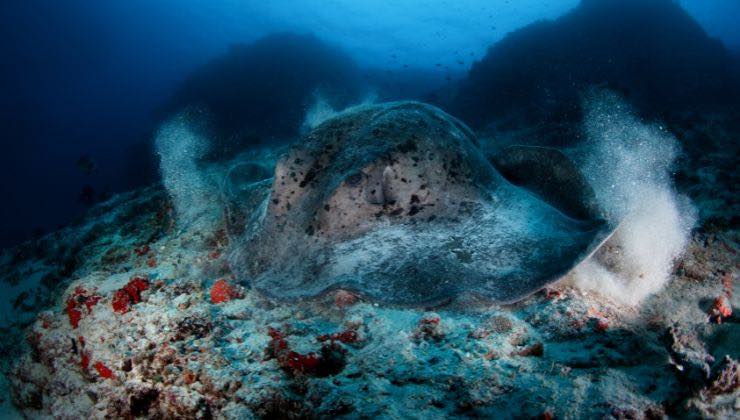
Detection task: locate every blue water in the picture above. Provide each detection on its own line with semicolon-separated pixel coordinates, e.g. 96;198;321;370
0;0;737;247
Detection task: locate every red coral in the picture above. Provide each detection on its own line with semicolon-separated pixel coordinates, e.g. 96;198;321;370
317;329;359;344
709;295;733;324
335;330;359;344
595;318;610;332
545;288;562;300
414;314;445;341
126;277;149;303
81;353;90;370
267;327;288;351
134;244;150;256
111;290;131;313
182;370;196;385
587;306;610;332
210;279;240;304
285;351;321;373
112;276;150;314
266;327;346;377
67;305;82;329
85;295;102;311
94;361;115;379
65;287;102;328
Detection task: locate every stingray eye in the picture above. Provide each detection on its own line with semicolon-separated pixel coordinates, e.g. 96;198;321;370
345;172;363;187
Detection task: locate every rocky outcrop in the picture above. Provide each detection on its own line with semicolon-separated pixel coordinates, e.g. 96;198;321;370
448;0;740;131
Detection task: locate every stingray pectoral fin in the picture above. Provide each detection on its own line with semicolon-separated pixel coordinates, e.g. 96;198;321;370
490;145;602;221
222;162;273;239
300;194;616;306
461;187;615;304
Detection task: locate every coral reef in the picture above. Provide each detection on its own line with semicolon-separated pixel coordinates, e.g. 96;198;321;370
0;189;735;417
0;98;736;418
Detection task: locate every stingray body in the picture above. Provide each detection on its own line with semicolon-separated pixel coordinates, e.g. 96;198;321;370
226;101;613;305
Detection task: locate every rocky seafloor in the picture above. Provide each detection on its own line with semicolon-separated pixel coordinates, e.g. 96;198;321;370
0;189;736;419
0;107;738;419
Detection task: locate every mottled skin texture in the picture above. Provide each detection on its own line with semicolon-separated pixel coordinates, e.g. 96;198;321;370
267;102;488;241
230;101;612;305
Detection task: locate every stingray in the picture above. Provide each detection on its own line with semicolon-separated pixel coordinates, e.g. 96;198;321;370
224;101;615;305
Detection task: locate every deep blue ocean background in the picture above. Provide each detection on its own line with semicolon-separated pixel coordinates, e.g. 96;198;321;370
1;0;738;249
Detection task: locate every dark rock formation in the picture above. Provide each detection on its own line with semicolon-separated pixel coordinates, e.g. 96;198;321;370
165;33;363;158
448;0;740;131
